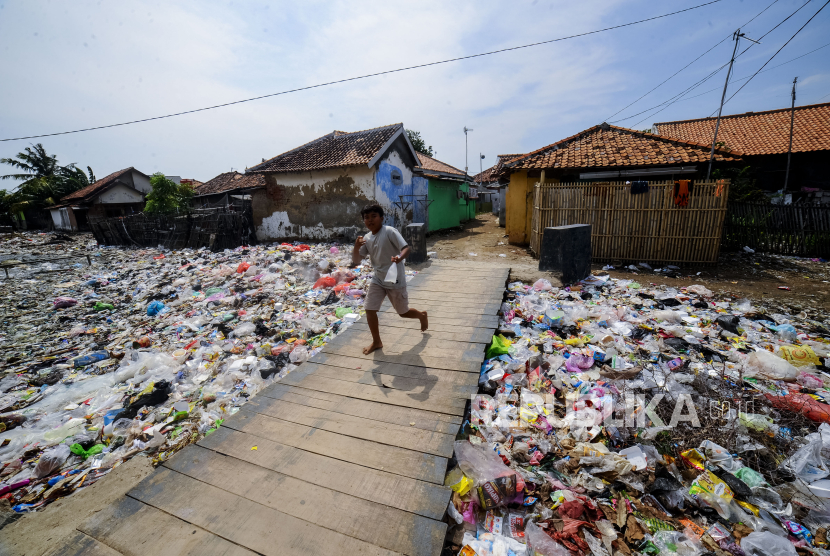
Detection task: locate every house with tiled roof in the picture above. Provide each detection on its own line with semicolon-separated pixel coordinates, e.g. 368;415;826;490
246;123;468;240
48;167;151;231
654;102;830;192
414;152;475;231
499;123;742;244
192;171;267;209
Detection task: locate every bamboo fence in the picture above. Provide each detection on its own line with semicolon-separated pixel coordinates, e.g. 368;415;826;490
530;180;730;265
723;201;830;258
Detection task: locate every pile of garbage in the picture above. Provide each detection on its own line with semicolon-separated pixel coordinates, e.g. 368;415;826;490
450;275;830;556
0;238;379;513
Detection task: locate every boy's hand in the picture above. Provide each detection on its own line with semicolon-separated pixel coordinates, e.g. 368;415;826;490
391;255;402;263
354;236;366;248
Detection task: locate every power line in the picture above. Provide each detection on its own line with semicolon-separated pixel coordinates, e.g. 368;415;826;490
714;0;830;111
644;40;830;106
611;0;819;126
0;0;723;143
604;0;781;122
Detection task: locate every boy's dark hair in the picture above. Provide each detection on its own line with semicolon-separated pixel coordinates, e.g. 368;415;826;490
360;204;384;219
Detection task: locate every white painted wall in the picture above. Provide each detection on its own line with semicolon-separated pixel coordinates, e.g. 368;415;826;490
95;183;145;204
132;171;152;194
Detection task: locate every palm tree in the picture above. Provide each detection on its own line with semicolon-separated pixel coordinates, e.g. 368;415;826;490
0;143;60;185
1;144;96;213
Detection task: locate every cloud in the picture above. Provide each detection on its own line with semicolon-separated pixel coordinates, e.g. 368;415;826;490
1;0;828;190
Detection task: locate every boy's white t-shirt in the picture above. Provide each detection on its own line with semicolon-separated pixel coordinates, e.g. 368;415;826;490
359;225;407;289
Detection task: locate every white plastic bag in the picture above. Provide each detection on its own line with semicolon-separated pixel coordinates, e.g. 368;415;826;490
384;262;397;284
779;436;829;483
744;350;799;382
739;531;798;556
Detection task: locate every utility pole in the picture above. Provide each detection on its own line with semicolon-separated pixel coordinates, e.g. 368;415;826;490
784;76;798;190
707;29;759;181
463;127;473;180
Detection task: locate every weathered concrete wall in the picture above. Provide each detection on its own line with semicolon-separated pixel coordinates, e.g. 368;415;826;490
254;148;423;242
253;166;375;241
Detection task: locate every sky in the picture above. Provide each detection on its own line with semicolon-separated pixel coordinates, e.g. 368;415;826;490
1;0;828;189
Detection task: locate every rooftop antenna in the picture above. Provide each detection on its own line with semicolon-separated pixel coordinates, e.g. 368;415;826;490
464;126;473;179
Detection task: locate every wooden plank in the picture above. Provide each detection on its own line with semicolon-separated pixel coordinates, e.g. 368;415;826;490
241;394;456;456
43;531;125;556
260;382;462;432
351;318;498;333
165;445;446;556
377;313;499;328
278;367;468;414
287;361;477;399
320;342;482;372
299;358;479;389
405;291;503;304
381;303;502;317
303;353;476;387
79;497;257;556
222;409;448;484
128;468;401;556
327;329;489;349
199;427;452;520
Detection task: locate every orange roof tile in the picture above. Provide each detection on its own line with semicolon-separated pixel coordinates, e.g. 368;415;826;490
654;102;830;156
416;152;465;177
506;124;741;170
248;124;404;174
194;172;266;196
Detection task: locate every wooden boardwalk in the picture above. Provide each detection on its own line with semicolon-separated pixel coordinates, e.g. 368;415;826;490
48;261;508;556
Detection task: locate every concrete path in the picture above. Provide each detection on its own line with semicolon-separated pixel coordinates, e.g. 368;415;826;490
44;261;508;556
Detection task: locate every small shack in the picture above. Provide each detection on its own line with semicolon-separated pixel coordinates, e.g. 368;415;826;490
48;167;151;231
414;152;472;231
499;123;741;245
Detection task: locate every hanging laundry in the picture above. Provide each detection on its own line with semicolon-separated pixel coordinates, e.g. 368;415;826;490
714;179;726;197
630;180;649;195
674;180;690;206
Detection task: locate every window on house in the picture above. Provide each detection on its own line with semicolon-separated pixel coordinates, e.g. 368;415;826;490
390;168;403;185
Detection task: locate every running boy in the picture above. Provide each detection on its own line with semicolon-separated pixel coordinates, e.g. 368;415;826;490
352;204;428;355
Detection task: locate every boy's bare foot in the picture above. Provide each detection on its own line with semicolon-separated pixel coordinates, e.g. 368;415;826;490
420;311;429;332
363;341;383;355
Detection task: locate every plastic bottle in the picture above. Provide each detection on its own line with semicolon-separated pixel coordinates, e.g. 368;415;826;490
74;351;109;367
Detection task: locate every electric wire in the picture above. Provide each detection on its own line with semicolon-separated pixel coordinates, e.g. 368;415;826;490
0;0;722;142
713;0;830;113
604;0;780;122
612;0;816;126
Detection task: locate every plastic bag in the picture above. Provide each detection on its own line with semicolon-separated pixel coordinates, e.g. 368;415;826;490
289;344;309;364
734;467;767;488
53;297;78;309
525;520;569;556
686;284;712;297
744;350;799;382
236;262;250;273
652;530;704;556
779;436;829;483
533;279;553;291
486;335;512;359
384;262;398;284
778;344;821;367
454;440;523;508
739;531;798;556
312;276;336;289
146;300;166;316
33;444;71;478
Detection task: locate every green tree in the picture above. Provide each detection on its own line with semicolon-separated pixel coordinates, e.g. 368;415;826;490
0;144;96;217
144;173;194;213
405;129;434;157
